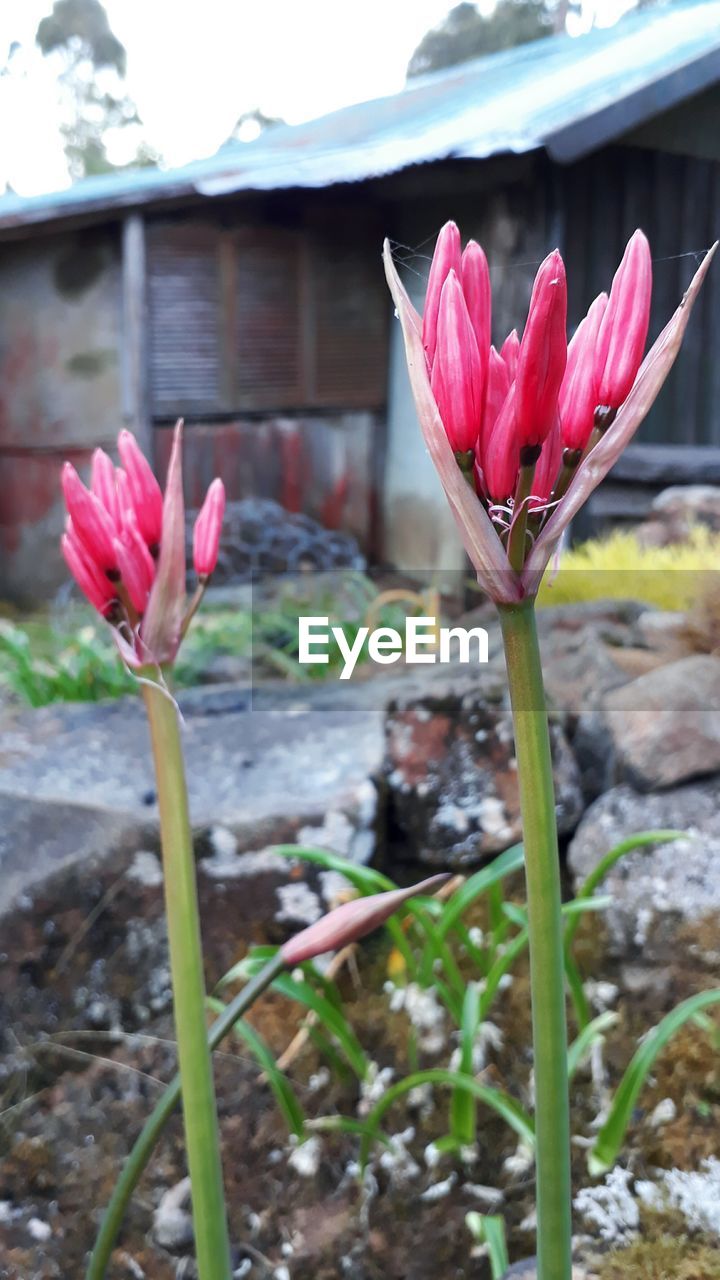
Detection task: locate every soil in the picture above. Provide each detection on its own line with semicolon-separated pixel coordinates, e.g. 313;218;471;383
2;871;720;1280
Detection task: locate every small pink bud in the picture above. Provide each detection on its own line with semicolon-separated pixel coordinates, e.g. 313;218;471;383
461;240;492;362
122;507;156;593
559;293;608;452
430;270;485;454
193;478;226;578
114;535;151;615
483;385;519;503
500;329;520;378
481;346;511;451
61;525;116;615
515;250;568;449
90;449;121;530
281;874;449;966
595;229;652;409
529;416;562;510
117;430;163;549
61;462;118;574
422;221;462;366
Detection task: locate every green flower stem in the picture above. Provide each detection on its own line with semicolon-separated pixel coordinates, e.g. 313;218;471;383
140;683;230;1280
86;952;285;1280
499;600;572;1280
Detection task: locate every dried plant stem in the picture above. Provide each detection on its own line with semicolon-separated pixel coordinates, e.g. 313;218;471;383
499;600;572;1280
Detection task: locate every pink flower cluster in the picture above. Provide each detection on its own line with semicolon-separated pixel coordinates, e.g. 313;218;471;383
423;221;652;516
60;423;224;666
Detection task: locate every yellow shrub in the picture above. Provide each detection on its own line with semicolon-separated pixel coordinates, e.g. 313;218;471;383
537;525;720;612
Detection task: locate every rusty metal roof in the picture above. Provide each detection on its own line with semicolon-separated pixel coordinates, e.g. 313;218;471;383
1;0;720;234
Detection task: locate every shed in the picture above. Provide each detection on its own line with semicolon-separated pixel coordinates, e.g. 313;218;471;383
1;0;720;598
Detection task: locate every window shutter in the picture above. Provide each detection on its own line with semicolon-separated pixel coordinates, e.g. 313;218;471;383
147;223;223;416
233;228;304;410
310;235;388;408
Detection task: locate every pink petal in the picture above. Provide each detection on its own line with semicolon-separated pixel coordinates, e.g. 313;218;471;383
281;874;449;965
523;243;717;594
383;240;522;605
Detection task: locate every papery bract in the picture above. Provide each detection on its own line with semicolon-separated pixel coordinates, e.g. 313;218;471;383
559;293;608;452
282;874;449;965
515;251;568;449
430;270;485;453
193;478;226;578
595;229;652;409
422;220;462;366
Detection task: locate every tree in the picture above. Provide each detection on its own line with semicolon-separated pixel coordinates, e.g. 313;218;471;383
407;0;575;78
35;0;159;179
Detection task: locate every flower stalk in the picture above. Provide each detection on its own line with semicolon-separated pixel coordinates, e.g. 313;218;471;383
499;600;571;1280
142;682;232;1280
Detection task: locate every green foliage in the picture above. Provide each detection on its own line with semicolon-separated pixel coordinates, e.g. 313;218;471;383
0;573;434;707
212;829;717;1193
466;1212;509;1279
537;526;720;611
407;0;561;77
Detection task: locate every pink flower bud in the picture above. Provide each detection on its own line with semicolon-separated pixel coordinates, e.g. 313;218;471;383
500;329;520;378
515;250;568;449
483;385;519;503
461;240;491;361
193;478;226;578
430;270;485;454
595;229;652;409
281;874;449;966
122;506;156;593
559;293;608;453
529;416;562;510
61;462;118;574
481;346;511;450
90;449;121;530
422;221;462;366
61;524;116;615
114;536;151;615
117;430;163;549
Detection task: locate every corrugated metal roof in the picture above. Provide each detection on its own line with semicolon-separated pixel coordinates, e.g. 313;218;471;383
1;0;719;233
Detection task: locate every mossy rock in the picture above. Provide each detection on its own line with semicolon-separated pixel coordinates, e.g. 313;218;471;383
600;1235;720;1279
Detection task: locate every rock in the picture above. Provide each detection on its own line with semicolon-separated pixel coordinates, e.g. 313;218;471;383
636;610;694;661
384;671;583;867
153;1178;193;1250
567;780;720;963
649;484;720;543
602;654;720;790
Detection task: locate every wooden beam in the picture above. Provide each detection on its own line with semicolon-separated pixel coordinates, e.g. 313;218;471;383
121;213;151;456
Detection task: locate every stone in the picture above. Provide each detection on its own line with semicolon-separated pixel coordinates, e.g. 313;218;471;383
567;780;720;963
602;654;720;790
384;669;583;867
651;484;720;539
500;1263;590;1280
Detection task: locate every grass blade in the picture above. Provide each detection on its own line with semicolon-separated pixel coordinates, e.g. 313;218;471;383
589;988;720;1175
207;998;305;1137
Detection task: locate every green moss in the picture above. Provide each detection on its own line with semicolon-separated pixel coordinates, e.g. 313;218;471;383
600;1236;720;1280
537;526;720;611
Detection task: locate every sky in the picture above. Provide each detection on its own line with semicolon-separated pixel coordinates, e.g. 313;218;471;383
0;0;638;197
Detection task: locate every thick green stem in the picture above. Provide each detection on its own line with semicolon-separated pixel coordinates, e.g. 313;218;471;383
140;684;231;1280
499;601;572;1280
86;954;285;1280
